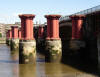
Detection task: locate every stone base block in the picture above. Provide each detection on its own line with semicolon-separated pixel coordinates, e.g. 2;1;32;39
70;39;85;50
45;39;62;63
6;39;11;46
19;40;36;64
10;38;19;51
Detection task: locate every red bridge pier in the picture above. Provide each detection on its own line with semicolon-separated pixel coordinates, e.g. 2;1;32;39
38;26;44;39
19;14;36;64
37;26;45;53
45;14;62;62
6;30;12;46
18;28;21;39
70;15;85;50
10;26;19;51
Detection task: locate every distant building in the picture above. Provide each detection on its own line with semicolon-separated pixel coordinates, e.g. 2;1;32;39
5;22;21;31
1;22;46;37
4;22;21;37
15;22;21;25
0;23;6;37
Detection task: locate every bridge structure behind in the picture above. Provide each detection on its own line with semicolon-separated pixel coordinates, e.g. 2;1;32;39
59;5;100;71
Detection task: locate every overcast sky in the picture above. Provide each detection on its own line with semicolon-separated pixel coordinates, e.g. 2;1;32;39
0;0;100;24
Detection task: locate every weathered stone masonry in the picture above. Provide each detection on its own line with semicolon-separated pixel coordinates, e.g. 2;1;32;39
19;14;36;64
45;15;62;62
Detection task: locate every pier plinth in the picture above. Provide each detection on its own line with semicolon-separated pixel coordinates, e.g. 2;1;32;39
19;14;36;64
45;15;62;62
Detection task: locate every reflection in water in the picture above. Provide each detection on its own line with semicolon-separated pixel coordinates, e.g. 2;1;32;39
0;44;18;77
11;50;19;61
0;44;98;77
19;53;97;77
19;64;36;77
44;63;80;76
20;63;97;77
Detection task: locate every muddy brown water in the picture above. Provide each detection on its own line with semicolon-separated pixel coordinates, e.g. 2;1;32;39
0;44;98;77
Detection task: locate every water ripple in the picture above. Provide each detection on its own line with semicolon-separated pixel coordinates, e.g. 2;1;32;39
0;60;18;63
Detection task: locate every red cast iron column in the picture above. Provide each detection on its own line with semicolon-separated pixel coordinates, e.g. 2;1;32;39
7;30;10;39
45;15;61;39
11;26;18;39
70;15;85;39
18;28;21;39
19;14;35;40
38;26;44;38
9;30;12;39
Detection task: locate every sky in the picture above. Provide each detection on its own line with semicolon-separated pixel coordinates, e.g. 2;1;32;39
0;0;100;24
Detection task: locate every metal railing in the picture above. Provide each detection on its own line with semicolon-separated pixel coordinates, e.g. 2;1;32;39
59;5;100;22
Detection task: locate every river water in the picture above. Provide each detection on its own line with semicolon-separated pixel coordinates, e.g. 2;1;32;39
0;44;99;77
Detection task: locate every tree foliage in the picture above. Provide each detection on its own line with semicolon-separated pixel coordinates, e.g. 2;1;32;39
0;33;2;37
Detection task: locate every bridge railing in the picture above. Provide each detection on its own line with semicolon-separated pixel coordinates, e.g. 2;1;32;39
60;5;100;22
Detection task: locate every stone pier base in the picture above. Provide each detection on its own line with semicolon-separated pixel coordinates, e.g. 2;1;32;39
70;39;85;50
6;39;11;46
19;40;36;64
45;39;62;62
10;38;19;51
